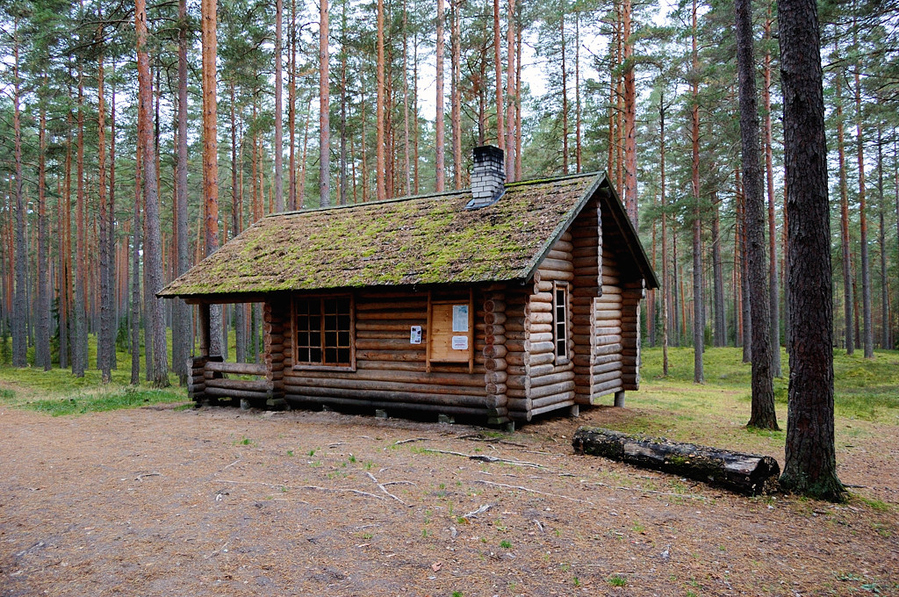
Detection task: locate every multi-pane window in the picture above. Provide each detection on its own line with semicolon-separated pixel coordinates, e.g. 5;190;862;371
553;283;569;363
295;296;353;367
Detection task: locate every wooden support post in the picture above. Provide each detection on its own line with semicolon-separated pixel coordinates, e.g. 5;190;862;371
614;390;625;407
198;302;211;357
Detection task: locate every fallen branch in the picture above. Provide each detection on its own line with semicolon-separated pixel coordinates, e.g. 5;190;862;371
303;485;384;500
393;437;428;446
462;504;493;519
366;472;411;507
422;448;542;468
135;472;161;481
474;480;593;505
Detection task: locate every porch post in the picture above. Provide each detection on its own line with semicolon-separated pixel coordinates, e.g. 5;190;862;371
198;302;211;357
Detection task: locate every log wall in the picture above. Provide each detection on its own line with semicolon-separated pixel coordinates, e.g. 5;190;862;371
591;246;625;401
571;197;601;405
509;232;577;422
280;288;492;419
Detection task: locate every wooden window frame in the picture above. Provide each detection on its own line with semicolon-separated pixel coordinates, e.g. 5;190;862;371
553;281;570;365
425;288;474;373
292;294;356;371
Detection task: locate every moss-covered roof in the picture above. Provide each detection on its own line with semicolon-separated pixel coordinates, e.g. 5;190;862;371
159;172;655;300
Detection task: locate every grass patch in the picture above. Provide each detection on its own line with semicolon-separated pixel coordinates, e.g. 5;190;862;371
24;386;185;416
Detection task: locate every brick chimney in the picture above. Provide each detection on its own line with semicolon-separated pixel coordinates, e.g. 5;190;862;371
466;145;506;209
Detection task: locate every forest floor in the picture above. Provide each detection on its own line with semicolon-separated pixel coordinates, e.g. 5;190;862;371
1;394;897;597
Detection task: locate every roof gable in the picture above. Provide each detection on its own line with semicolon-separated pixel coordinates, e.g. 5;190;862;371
159;172;656;299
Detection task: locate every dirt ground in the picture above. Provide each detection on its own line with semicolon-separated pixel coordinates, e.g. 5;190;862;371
1;402;897;597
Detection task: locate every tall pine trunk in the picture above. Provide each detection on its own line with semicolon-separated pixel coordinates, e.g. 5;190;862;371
835;63;854;353
137;0;169;386
320;0;331;207
173;0;191;383
690;0;703;384
74;69;87;378
36;98;51;370
435;0;445;192
778;0;843;501
854;44;873;359
97;44;113;382
763;12;781;376
622;0;637;225
494;0;504;149
12;30;27;368
202;0;222;356
274;0;284;212
736;0;776;429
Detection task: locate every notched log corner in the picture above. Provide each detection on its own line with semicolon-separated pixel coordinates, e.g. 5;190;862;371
572;426;780;496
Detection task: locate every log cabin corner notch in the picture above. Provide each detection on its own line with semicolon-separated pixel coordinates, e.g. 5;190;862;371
158;146;659;427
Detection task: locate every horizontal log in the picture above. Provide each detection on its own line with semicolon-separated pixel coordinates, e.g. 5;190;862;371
356;338;426;350
527;341;555;355
529;301;552;314
506;397;532;411
546;249;572;262
485;311;506;325
285;376;484;399
593;360;624;375
485;382;507;395
205;361;268;376
591;379;624;396
485;334;506;346
484;358;508;372
530;371;575;388
483;299;506;313
205;377;274;393
356;321;427;332
530;322;552;334
285;394;488;418
204;386;272;401
288;367;484;387
595;335;623;346
483;344;507;359
529;352;555;366
529;313;554;326
282;384;486;408
594;343;623;356
356;300;425;312
506;388;527;399
531;392;576;409
572;255;598;269
356;310;425;321
529;332;553;344
356;349;426;362
572;428;781;496
539;258;574;272
551;239;574;252
593;369;623;384
540;270;574;282
485;370;508;384
530;400;576;417
530;380;576;400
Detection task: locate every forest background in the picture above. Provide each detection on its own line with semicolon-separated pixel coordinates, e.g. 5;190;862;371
0;0;897;388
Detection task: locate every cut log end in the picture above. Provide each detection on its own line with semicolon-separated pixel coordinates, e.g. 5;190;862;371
572;427;781;496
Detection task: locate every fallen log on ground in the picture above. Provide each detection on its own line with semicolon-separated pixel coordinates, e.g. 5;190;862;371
572;427;780;496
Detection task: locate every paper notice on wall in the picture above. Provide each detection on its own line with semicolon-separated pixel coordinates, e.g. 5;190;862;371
410;326;422;344
452;305;469;332
451;335;469;350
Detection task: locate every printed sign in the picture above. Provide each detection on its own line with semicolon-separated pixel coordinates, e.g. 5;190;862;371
452;305;469;332
410;325;422;344
451;335;469;350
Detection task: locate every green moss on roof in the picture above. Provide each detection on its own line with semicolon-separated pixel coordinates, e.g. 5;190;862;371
159;173;600;298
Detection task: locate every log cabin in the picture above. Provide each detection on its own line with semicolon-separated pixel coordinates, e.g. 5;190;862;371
159;146;659;428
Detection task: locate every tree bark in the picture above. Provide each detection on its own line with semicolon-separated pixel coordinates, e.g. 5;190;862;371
12;30;27;368
622;0;637;225
876;126;889;349
763;12;781;376
137;0;169;386
659;93;669;375
690;0;703;384
736;0;777;429
36;95;50;371
435;0;446;192
74;68;87;378
711;195;726;347
778;0;844;501
173;0;191;383
494;0;504;149
274;0;284;212
451;0;462;190
320;0;331;207
573;427;781;496
202;0;222;356
853;40;873;359
97;43;112;382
